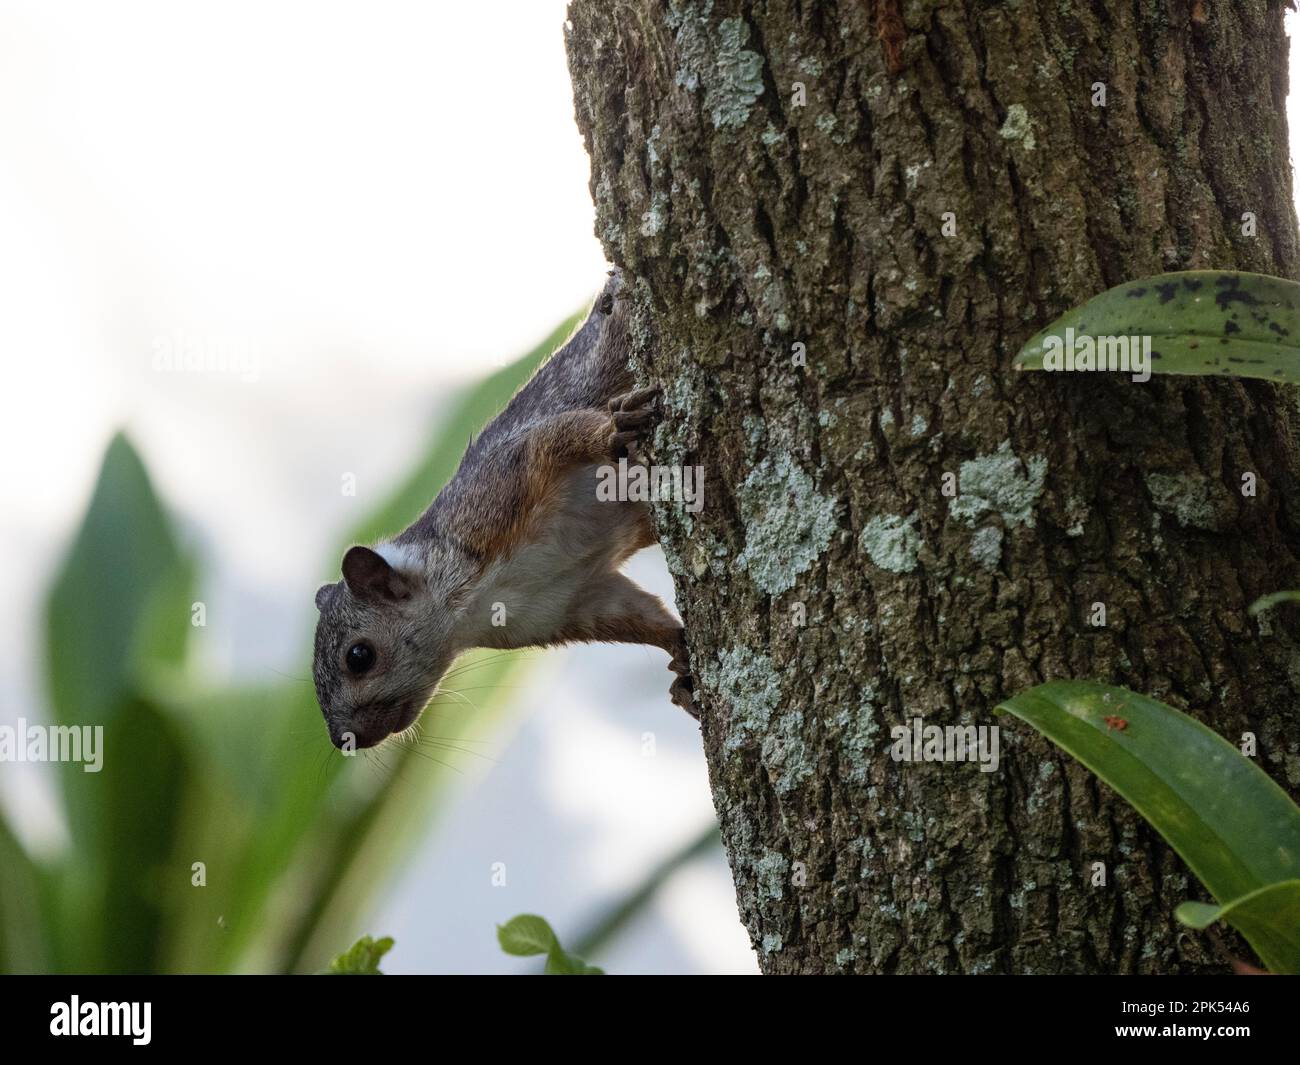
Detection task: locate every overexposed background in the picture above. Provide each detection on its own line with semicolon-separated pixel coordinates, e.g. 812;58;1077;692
0;0;753;974
4;1;1300;975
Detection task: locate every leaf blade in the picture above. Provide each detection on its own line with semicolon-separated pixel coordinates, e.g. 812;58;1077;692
1175;881;1300;975
996;681;1300;906
1248;590;1300;616
325;934;394;974
497;914;558;958
1013;270;1300;383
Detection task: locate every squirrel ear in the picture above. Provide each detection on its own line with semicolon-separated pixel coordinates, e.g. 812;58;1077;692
341;546;411;603
315;583;339;611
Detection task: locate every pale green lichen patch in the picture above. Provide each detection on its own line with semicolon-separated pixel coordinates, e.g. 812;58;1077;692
654;348;708;455
999;103;1035;150
949;440;1048;528
969;525;1003;571
834;682;880;785
593;171;621;247
736;452;841;594
762;710;813;794
860;512;922;573
672;5;765;130
639;192;668;237
704;645;783;751
1144;472;1220;531
709;17;765;129
668;0;712;92
900;809;927;843
755;848;790;901
1064;494;1090;537
645;123;663;166
1026;760;1057;816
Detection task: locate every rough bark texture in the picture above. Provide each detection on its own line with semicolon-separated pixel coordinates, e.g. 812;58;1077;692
566;0;1300;973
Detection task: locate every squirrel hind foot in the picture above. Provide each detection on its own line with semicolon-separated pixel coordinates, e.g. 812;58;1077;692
667;628;697;719
670;674;698;719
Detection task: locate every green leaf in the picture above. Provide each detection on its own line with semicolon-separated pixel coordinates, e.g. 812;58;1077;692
42;434;197;972
93;696;191;974
997;681;1300;971
325;935;394;974
1175;881;1300;975
0;808;51;972
543;948;603;976
1248;590;1300;617
1013;270;1300;383
498;915;603;974
497;914;559;957
46;432;190;734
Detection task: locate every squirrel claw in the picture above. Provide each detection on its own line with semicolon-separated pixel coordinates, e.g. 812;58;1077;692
608;386;660;414
668;628;697;719
607;387;661;459
670;673;698;719
611;407;655;432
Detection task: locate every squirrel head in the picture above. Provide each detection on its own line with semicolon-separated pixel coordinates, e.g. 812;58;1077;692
312;544;455;749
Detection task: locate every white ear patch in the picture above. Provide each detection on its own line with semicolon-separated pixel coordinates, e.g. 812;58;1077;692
375;541;425;575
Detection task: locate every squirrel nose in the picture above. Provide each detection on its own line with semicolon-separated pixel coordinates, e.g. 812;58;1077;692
330;723;381;750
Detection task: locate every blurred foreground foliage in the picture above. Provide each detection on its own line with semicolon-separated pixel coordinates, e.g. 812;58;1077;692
497;914;603;974
0;318;577;973
325;935;394;975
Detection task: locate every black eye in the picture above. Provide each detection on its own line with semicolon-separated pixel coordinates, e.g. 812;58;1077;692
346;642;376;675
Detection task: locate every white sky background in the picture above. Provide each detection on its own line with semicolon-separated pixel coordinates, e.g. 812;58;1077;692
2;2;1300;975
0;0;753;975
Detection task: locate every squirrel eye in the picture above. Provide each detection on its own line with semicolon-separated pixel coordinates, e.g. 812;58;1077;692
345;642;376;675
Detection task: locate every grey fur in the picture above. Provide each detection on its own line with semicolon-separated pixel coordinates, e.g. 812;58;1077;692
311;272;686;750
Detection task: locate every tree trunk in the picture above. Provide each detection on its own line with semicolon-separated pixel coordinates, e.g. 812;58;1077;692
566;0;1300;973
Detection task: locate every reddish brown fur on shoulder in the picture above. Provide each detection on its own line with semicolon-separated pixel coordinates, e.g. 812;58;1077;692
437;407;615;567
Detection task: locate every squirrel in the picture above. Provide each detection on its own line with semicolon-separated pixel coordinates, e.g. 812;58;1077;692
312;271;694;750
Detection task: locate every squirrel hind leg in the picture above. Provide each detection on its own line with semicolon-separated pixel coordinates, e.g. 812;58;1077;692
552;573;697;719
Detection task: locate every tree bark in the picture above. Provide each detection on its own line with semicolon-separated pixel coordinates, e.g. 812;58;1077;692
566;0;1300;973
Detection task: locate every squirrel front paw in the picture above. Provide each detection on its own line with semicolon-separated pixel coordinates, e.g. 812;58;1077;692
607;386;661;460
668;628;698;720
